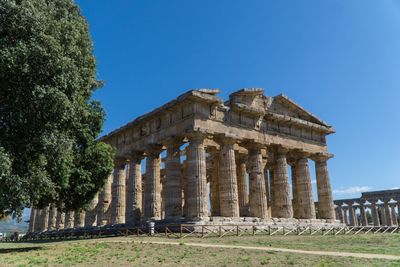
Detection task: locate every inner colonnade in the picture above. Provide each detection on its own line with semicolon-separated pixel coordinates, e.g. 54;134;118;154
334;189;400;227
28;88;339;232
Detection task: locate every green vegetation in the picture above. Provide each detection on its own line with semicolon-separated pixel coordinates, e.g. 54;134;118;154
1;235;400;266
0;0;114;218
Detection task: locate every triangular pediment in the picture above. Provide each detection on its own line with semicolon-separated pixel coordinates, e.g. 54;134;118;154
270;94;331;127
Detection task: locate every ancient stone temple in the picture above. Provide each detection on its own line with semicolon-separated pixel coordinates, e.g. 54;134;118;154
334;189;400;227
29;88;340;232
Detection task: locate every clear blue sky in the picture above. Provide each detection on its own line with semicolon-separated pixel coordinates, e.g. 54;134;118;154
76;0;400;200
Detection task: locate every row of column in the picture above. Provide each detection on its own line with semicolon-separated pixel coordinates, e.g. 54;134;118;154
335;201;399;226
29;133;336;232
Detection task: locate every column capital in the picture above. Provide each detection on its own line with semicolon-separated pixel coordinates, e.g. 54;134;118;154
311;153;334;163
187;131;208;143
145;144;163;157
214;133;239;146
235;152;248;163
271;145;290;155
128;151;145;162
164;137;183;148
114;157;128;167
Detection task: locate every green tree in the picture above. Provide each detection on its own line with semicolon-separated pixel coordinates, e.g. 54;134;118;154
0;0;114;219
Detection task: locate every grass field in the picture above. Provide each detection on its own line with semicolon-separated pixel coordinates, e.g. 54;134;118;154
0;234;400;266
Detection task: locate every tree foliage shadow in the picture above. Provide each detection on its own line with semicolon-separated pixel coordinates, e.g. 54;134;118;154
0;246;42;254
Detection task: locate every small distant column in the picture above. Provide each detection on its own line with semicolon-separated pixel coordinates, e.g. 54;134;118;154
85;193;99;227
64;210;75;228
268;164;275;216
164;140;183;219
384;201;393;226
186;132;208;219
37;206;49;231
379;205;387;226
110;158;127;225
312;153;335;220
209;148;220;216
348;204;356;226
359;203;368;226
236;153;249;217
370;201;380;226
218;137;240;217
295;155;316;219
342;207;349;225
56;209;65;230
74;210;86;228
126;153;144;225
48;204;57;231
335;206;344;223
272;147;293;218
144;146;163;220
97;174;113;226
390;203;398;226
247;143;268;219
290;163;299;218
28;208;37;233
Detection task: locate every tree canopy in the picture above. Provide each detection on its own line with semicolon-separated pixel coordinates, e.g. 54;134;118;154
0;0;114;219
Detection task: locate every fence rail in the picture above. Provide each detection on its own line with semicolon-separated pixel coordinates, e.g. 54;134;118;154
2;225;399;242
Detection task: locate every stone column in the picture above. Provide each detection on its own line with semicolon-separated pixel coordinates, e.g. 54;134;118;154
359;203;368;226
47;204;57;231
64;210;75;228
348;204;356;226
342;207;349;225
247;144;268;219
384;201;393;226
181;159;188;217
126;153;144;225
335;206;343;223
97;174;113;226
74;210;85;228
208;148;220;216
272;147;293;218
186;133;208;219
268;164;275;216
110;158;127;224
28;208;37;233
164;140;183;219
290;163;299;219
144;146;162;220
312;154;335;220
236;153;248;217
390;204;398;226
370;201;380;226
295;155;316;219
218;137;240;217
85;193;99;227
34;209;42;232
379;205;387;226
38;207;49;231
56;209;65;230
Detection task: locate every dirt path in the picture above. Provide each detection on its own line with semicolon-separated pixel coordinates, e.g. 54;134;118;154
125;240;400;260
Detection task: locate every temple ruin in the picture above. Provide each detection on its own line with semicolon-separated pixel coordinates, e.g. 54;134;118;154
28;88;341;233
334;189;399;227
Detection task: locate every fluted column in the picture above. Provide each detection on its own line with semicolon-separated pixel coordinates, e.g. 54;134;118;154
295;155;316;219
218;137;240;217
390;204;398;226
126;153;144;225
85;193;99;227
28;208;37;233
236;153;248;217
34;209;42;232
74;210;85;228
268;164;275;216
64;210;75;228
144;146;162;220
37;207;49;231
272;147;293;218
208;148;220;216
335;206;344;223
56;208;65;230
186;133;208;219
384;201;393;226
348;204;356;226
342;207;349;225
110;158;127;224
370;201;380;226
165;140;182;219
312;154;335;220
47;204;57;231
247;144;268;219
97;174;113;226
359;203;368;226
